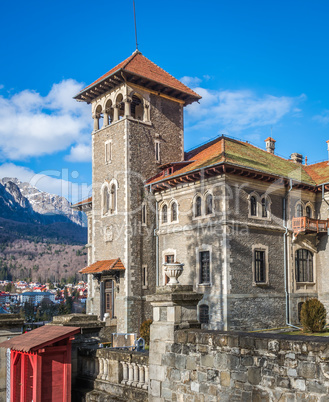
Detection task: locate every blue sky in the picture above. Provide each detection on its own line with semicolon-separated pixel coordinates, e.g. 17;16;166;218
1;0;329;202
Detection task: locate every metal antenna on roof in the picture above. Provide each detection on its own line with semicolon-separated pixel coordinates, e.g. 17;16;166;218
133;0;139;51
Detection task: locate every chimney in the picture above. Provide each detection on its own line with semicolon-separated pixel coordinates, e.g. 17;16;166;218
327;140;329;164
290;153;303;164
265;137;276;154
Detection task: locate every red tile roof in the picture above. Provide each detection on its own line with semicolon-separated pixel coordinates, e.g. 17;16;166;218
80;258;125;274
146;136;316;187
75;51;201;102
0;325;80;352
303;161;329;185
71;197;92;208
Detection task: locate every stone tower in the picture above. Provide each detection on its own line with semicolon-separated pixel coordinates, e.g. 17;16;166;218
74;50;201;332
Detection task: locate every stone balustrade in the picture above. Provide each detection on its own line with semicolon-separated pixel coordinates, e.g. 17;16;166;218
77;346;149;400
121;361;149;390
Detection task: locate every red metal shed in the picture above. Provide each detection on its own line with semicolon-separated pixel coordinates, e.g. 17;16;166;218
0;325;80;402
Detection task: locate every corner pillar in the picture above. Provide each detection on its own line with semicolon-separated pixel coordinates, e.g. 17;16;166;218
146;285;202;401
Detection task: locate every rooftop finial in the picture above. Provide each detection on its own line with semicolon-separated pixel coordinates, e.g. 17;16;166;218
133;0;139;51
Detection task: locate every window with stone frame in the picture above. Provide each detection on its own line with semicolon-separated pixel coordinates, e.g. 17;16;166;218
295;249;314;282
250;196;257;216
162;204;168;224
195;196;202;217
306;205;312;218
254;249;266;283
171;202;178;222
199;304;209;324
103;186;109;215
261;197;268;218
199;251;210;284
296;203;303;217
205;194;213;215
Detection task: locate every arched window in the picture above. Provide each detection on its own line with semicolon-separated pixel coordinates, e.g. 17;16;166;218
110;183;117;213
295;249;313;282
116;94;124;119
105;99;114;125
131;94;144;120
171;202;178;222
95;104;103;130
103;186;109;215
261;197;268;218
199;305;209;324
296;203;303;217
250;196;257;216
162;205;168;224
205;194;213;215
195;196;202;217
306;205;312;218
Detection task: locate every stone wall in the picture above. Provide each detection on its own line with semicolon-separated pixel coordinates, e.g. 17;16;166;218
151;328;329;402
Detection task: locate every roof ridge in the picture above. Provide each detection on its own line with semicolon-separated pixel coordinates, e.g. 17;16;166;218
127;53;200;98
122;50;141;70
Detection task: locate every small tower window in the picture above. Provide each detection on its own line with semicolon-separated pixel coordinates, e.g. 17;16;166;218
155;141;160;163
254;250;266;283
110;184;117;214
162;204;168;224
205;194;213;215
195;196;202;217
142;202;147;225
103;186;109;215
171;202;178;222
142;265;148;289
105;141;112;164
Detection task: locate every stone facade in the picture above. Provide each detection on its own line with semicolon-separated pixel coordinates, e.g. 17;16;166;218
85;80;185;333
74;52;329;334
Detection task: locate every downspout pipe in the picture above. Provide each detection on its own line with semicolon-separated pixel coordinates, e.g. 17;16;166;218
283;179;300;330
155;200;159;287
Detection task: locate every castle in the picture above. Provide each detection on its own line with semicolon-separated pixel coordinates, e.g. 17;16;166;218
73;50;329;333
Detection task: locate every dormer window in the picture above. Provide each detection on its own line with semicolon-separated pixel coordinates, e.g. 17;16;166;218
164;167;173;176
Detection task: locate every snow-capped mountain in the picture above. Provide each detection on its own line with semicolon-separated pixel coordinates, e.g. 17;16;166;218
0;178;86;227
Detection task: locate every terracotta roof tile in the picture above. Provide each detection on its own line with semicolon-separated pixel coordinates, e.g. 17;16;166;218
80;259;125;274
146;136;316;186
0;325;80;352
76;51;200;100
303;161;329;185
72;197;92;208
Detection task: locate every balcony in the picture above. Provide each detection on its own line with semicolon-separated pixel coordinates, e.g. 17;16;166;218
292;217;329;235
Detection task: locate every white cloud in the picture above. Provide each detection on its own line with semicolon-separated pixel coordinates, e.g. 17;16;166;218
0;163;91;204
0;84;4;90
0;79;92;160
180;76;202;87
184;84;305;132
65;143;92;162
314;110;329;125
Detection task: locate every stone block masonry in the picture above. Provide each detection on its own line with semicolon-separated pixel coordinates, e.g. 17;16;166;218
155;329;329;401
